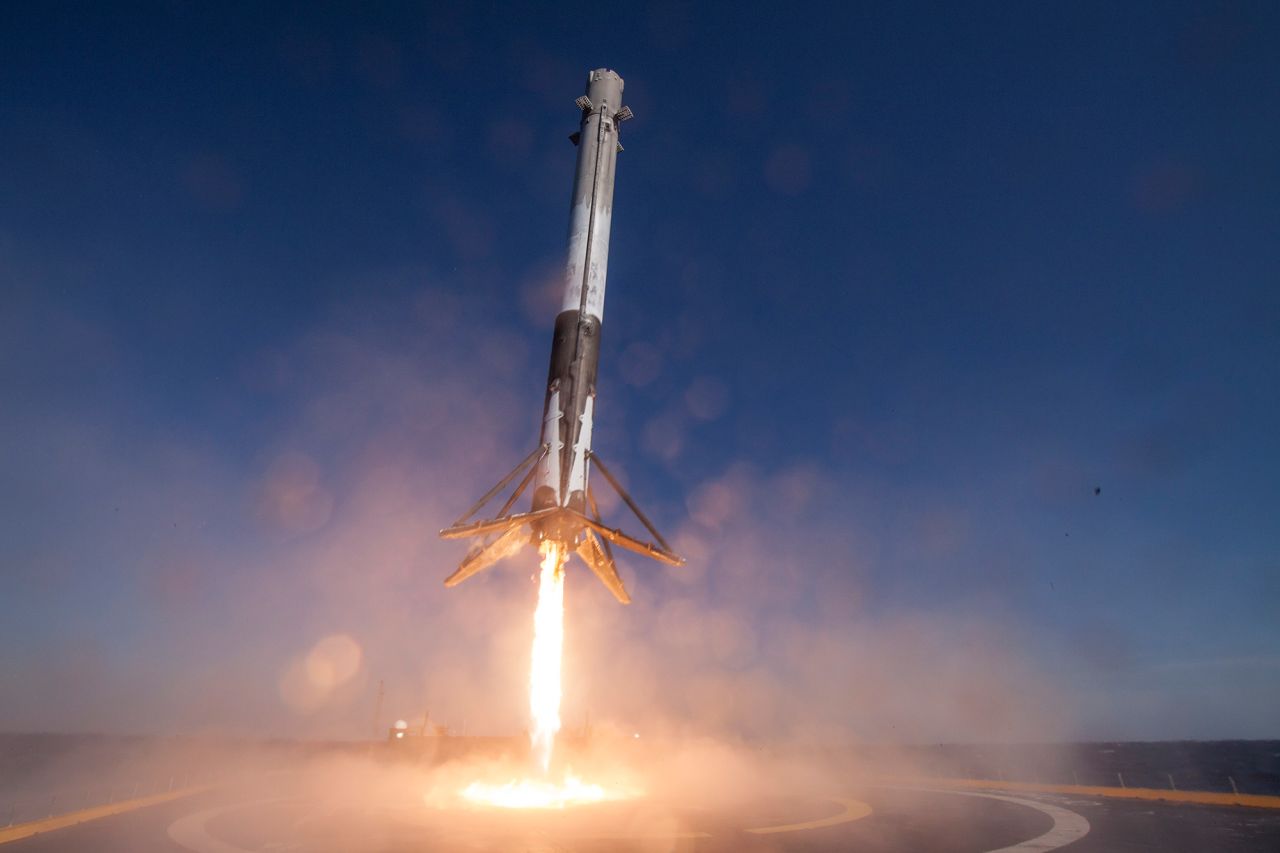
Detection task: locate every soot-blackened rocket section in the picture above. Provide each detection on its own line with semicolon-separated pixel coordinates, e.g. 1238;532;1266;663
440;68;683;604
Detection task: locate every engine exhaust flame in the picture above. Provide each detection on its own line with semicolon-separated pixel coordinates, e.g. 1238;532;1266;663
449;539;641;809
529;540;566;773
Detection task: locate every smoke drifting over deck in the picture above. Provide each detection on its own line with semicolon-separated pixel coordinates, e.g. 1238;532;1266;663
3;257;1075;746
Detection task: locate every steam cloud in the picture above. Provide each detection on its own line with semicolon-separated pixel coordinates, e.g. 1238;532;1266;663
3;257;1073;748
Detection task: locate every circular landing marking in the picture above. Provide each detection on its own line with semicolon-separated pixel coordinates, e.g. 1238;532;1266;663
169;793;874;848
746;796;873;835
169;799;293;853
168;804;255;853
387;801;712;840
549;828;712;840
901;787;1090;852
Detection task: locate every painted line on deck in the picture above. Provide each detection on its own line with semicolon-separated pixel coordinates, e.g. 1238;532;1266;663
897;776;1280;810
168;799;292;853
171;795;872;845
897;787;1090;852
746;796;873;835
0;787;210;846
560;829;713;840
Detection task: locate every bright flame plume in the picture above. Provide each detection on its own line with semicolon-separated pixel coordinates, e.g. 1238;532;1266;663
529;540;566;773
450;539;639;809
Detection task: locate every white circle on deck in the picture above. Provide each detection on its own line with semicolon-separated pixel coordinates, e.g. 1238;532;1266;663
902;787;1091;852
168;803;260;853
169;788;1086;851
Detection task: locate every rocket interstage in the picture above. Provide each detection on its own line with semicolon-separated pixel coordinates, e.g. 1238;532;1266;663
440;68;683;604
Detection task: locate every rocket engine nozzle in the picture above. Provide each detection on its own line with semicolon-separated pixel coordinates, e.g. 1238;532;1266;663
532;509;585;547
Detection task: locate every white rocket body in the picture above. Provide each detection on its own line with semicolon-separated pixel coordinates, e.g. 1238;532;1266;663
441;69;680;604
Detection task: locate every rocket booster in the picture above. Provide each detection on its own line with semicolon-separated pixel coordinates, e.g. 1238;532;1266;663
440;68;683;604
533;68;622;534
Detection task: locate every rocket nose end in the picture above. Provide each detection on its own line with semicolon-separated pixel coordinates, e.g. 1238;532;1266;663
588;68;623;86
585;68;625;107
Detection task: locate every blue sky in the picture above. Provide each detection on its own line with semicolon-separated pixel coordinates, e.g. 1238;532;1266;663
2;2;1278;740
